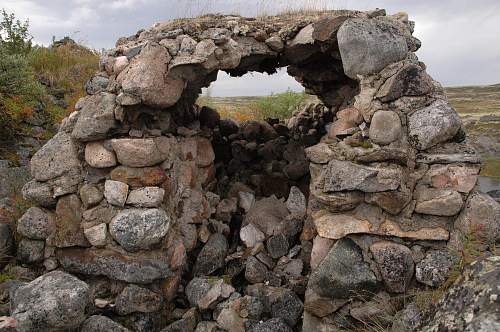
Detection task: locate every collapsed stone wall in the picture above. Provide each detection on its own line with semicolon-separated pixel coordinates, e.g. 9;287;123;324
6;8;500;332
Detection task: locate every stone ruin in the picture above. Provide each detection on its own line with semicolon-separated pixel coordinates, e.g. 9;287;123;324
7;8;500;332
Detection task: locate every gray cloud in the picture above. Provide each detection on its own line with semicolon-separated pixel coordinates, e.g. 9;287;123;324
3;0;499;96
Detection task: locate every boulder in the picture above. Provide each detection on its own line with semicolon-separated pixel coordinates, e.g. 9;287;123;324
81;315;130;332
310;236;335;270
416;250;456;287
115;284;163;315
408;100;461;150
245;256;268;284
85;141;117;168
117;42;185;108
22;180;56;207
83;223;107;246
337;107;363;125
11;271;90;332
244;196;290;237
193;233;228;276
247;318;292;332
449;191;500;251
126;187;165;207
104;180;129;207
414;186;463;216
305;143;334;164
266;234;289;259
85;75;109;95
240;223;265;248
376;63;433;102
79;183;104;208
110;166;167;188
370;241;414;293
51;194;89;248
30;132;81;182
338;17;408;79
286;186;307;216
185;277;234;310
369;110;402;145
418;256;500;331
57;248;172;283
17;239;44;264
109;208;171;252
0;224;13;268
424;164;480;193
72;92;118;141
16;207;55;240
308;238;379;299
111;137;171;167
321;160;401;192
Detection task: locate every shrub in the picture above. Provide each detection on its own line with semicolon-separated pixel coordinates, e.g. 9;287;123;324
0;9;32;55
254;90;307;120
0;47;45;140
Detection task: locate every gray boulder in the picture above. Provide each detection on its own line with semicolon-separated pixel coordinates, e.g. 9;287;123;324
0;223;13;268
408;100;462;150
109;208;171;252
115;284;163;315
22;179;56;207
85;75;109;95
111;137;171;167
81;315;130;332
117;42;185;108
308;238;379;299
247;318;292;332
244;196;289;237
57;248;172;284
338;17;408;79
414;186;463;216
17;239;44;264
16;207;55;240
193;233;228;276
418;256;500;331
449;191;500;252
11;271;90;332
321;159;401;192
369;110;402;145
126;187;165;207
370;241;414;293
30;132;81;182
72;92;118;142
416;250;456;287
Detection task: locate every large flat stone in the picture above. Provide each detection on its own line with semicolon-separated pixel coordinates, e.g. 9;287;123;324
321;159;401;193
56;248;172;283
415;186;463;216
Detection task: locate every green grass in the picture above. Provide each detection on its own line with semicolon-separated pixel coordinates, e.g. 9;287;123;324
445;84;500;117
481;157;500;178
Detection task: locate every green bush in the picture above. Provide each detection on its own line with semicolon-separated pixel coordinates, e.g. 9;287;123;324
0;9;32;55
0;47;45;140
254;90;307;120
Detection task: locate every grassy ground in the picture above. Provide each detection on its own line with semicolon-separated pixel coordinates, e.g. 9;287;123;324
445;84;500;117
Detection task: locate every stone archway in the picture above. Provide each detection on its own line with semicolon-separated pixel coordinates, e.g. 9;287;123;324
13;9;496;332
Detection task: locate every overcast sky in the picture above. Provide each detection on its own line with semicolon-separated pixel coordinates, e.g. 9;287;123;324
3;0;500;96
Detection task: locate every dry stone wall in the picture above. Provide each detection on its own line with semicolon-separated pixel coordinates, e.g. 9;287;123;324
8;8;500;332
